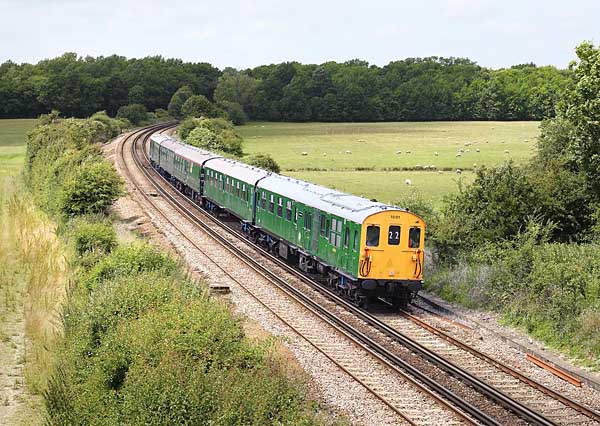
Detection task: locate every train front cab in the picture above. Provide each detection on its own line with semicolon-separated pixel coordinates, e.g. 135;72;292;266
358;210;425;306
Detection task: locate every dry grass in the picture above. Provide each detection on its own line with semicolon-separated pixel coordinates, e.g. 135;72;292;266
0;176;69;425
6;180;69;393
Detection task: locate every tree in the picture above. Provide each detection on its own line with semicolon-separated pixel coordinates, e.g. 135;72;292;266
116;104;148;125
218;101;247;125
167;85;193;118
214;69;258;112
563;42;600;195
181;95;214;118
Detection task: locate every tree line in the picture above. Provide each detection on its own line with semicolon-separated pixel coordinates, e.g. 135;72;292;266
1;52;572;122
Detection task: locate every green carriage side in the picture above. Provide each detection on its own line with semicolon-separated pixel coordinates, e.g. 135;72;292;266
203;158;270;222
256;175;365;278
150;134;220;196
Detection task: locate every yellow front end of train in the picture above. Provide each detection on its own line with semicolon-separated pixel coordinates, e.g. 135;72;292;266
358;210;425;284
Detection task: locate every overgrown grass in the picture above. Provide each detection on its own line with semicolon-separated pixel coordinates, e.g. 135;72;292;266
426;225;600;370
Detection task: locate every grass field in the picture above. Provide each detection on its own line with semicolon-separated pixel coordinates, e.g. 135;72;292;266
239;121;540;205
0;119;37;177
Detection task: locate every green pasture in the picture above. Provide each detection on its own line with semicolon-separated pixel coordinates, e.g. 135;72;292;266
239;121;540;205
0;119;36;177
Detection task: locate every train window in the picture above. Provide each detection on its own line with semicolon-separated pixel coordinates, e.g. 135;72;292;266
242;184;246;201
353;230;359;250
366;226;380;247
286;201;292;221
296;209;303;222
269;194;274;213
261;192;267;209
388;226;401;246
344;228;350;247
189;162;193;173
277;198;283;217
320;216;327;236
304;212;312;230
409;227;421;248
337;220;342;233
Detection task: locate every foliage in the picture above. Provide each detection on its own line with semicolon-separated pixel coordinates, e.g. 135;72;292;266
167;85;193;118
72;217;117;259
426;226;600;369
562;42;600;195
180;94;216;118
0;52;571;121
116;103;148;126
219;100;248;125
61;161;124;216
82;242;178;289
181;117;244;156
46;241;336;425
214;68;258;113
247;153;280;173
438;162;540;249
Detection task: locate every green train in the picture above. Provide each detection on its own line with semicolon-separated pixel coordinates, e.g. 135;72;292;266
150;134;425;307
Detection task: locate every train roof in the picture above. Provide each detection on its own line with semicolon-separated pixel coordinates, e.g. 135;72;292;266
204;157;271;184
151;134;221;164
151;133;410;224
258;174;406;224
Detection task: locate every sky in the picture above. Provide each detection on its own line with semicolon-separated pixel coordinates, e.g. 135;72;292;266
1;0;598;69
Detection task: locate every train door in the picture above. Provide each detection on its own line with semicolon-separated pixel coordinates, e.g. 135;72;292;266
311;209;320;252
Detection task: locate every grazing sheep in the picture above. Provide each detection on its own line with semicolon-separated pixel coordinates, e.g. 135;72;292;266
405;150;411;154
405;179;412;185
504;150;509;154
456;153;462;157
322;153;327;156
459;148;464;153
434;152;439;156
456;169;462;174
476;148;480;152
301;152;308;156
430;165;436;169
464;142;470;146
423;165;430;170
357;139;366;143
396;150;402;154
345;150;352;154
438;170;443;174
473;163;477;167
466;149;470;153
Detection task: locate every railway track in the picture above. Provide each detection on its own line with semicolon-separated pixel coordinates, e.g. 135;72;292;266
116;124;600;426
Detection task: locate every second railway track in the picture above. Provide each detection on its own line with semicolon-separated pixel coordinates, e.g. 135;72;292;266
116;124;600;426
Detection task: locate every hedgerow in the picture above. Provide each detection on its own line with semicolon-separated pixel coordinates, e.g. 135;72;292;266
23;115;338;425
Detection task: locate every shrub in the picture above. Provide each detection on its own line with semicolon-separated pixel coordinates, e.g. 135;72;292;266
72;219;117;258
247;153;280;173
116;104;148;126
90;111;127;142
61;160;124;216
82;242;178;289
184;118;244;156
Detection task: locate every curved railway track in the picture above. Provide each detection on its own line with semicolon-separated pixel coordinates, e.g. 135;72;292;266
116;124;600;426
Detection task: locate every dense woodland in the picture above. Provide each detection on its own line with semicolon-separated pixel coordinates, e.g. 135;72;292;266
0;52;572;121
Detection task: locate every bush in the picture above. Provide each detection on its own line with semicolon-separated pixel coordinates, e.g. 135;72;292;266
247;153;280;173
90;111;127;142
116;104;148;126
219;100;248;125
72;219;117;256
82;242;178;289
61;161;124;216
183;118;244;156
